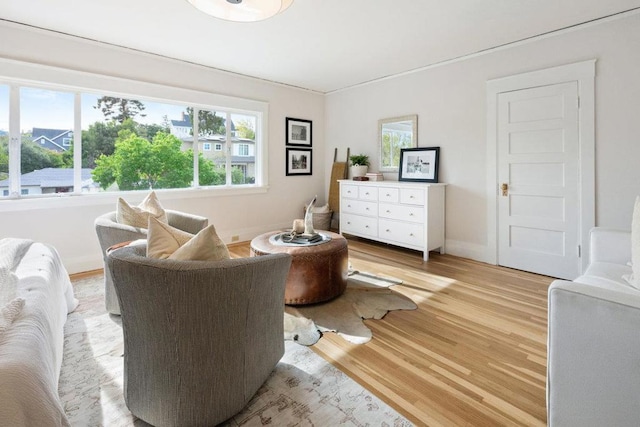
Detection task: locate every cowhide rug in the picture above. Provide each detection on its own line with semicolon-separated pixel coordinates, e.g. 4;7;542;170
284;270;416;345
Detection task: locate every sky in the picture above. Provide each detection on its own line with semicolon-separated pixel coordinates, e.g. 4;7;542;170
0;86;191;133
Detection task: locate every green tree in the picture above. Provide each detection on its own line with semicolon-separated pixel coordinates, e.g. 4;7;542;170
235;119;255;140
186;107;225;136
81;119;169;169
92;131;192;191
21;140;65;174
0;136;8;180
95;97;146;123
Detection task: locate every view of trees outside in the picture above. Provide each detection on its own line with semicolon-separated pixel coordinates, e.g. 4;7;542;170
381;125;414;170
0;85;258;197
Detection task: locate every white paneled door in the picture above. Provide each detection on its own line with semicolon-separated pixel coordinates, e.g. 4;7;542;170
497;81;580;280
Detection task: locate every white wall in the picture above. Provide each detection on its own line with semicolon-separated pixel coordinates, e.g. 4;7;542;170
0;22;325;274
325;13;640;263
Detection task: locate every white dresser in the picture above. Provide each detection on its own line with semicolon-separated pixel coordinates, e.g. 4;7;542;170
338;180;446;260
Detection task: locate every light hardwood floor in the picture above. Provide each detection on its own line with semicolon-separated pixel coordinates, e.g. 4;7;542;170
232;236;553;427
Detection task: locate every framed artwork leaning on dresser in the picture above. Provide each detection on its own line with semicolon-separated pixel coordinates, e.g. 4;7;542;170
399;147;439;183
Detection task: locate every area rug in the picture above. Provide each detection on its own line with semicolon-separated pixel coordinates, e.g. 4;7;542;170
284;270;417;345
59;275;412;426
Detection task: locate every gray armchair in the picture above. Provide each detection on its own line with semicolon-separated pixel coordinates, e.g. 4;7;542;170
95;210;208;315
106;243;292;427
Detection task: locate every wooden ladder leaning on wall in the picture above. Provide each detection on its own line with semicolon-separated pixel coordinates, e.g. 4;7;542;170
327;148;349;230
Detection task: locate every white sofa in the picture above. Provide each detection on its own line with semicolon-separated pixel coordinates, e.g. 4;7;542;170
547;227;640;426
0;239;78;426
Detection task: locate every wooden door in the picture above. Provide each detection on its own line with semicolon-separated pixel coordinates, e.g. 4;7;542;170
497;81;580;280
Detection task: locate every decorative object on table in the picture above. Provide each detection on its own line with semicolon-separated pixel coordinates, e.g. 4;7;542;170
285;117;312;146
366;172;384;181
349;154;370;178
379;114;418;172
398;146;440;183
285;147;312;176
302;201;332;231
352;176;369;181
284;269;416;345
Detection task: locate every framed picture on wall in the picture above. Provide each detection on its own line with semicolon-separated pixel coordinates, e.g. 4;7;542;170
398;147;440;183
286;148;312;176
286;117;312;146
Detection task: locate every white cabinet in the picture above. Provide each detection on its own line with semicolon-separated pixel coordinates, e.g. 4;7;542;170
339;180;446;260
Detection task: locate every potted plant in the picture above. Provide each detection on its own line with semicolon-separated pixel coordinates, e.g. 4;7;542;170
349;154;370;178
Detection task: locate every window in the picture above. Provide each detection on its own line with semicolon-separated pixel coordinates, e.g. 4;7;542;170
0;65;267;199
0;84;8;197
238;144;249;156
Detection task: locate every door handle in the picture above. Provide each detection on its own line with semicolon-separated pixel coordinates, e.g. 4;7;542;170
501;183;509;196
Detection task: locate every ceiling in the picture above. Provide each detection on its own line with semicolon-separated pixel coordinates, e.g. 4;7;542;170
2;0;640;94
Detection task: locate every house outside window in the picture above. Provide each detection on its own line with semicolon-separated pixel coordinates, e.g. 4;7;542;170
0;70;266;198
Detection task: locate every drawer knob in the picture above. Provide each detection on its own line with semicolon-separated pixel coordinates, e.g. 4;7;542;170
386;229;390;232
409;233;414;236
386;210;391;213
410;195;415;199
365;225;369;228
365;192;370;195
348;204;352;207
386;193;390;197
347;221;351;225
409;213;414;216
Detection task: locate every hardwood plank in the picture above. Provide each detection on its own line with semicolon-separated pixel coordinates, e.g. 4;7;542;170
251;236;552;426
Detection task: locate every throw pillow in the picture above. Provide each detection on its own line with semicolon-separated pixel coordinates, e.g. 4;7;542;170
0;297;25;335
146;217;230;261
146;217;194;259
116;191;168;229
627;196;640;290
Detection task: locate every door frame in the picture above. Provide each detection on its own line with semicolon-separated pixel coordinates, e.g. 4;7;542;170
486;60;596;275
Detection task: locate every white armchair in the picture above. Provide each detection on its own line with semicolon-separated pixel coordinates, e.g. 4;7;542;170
547;227;640;426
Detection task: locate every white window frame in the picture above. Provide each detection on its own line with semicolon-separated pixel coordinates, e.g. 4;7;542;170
238;143;249;156
214;143;222;151
0;58;270;208
203;142;211;151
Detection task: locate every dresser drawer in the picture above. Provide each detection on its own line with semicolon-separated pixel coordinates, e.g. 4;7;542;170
341;213;378;238
342;199;377;216
400;188;425;205
378;187;399;203
358;187;378;201
342;184;359;199
379;203;424;223
379;219;424;247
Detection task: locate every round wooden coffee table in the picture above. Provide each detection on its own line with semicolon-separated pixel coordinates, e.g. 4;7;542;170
250;230;348;305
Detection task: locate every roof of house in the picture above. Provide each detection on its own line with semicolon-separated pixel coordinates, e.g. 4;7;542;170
0;167;94;188
32;128;72;140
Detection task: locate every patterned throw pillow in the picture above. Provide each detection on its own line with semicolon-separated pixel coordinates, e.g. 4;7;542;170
116;191;168;229
146;217;230;261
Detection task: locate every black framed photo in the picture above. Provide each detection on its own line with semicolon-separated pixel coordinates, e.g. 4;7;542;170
398;147;439;182
286;117;312;146
286;148;312;176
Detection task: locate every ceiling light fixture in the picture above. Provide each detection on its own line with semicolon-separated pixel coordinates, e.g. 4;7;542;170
187;0;293;23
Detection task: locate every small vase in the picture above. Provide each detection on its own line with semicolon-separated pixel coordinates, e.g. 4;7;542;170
351;165;368;178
